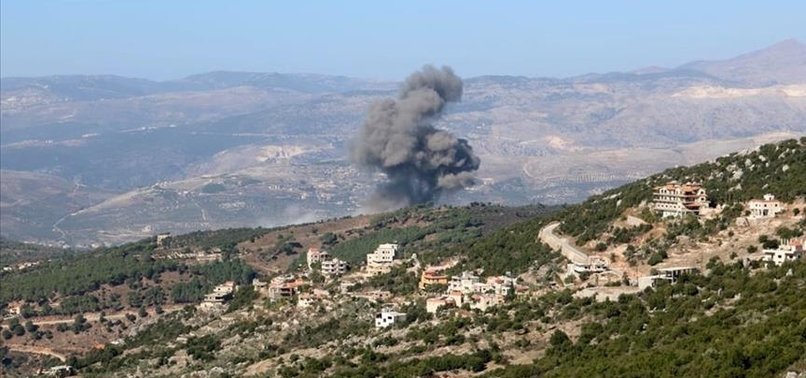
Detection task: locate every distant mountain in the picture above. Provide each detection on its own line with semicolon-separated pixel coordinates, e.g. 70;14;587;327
177;71;395;93
0;71;394;105
680;39;806;85
1;40;804;246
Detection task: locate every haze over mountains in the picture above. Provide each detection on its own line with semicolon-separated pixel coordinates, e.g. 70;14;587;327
2;40;805;247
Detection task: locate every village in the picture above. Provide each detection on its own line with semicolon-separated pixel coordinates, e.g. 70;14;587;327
2;172;803;377
190;180;803;330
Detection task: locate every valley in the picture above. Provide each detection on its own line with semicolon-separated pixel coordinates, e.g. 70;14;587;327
2;41;806;246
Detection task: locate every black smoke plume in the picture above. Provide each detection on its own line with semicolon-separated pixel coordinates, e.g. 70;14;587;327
351;65;481;211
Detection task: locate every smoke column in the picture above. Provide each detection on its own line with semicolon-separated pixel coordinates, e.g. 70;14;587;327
351;65;481;211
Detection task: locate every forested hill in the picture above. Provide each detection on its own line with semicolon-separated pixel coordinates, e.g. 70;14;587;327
557;136;806;243
444;137;805;277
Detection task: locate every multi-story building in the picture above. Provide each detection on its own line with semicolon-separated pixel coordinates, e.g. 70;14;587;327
652;181;709;218
200;281;236;310
321;257;349;276
763;240;804;266
748;194;784;218
366;243;399;276
307;248;330;269
268;274;306;300
419;267;449;289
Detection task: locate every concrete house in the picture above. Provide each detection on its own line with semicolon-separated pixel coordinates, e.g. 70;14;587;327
366;243;399;276
763;240;804;266
375;308;407;329
307;248;330;269
652;181;708;218
321;257;349;276
748;194;783;218
419;266;449;289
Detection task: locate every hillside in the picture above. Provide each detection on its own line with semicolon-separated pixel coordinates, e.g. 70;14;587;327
1;138;804;377
2;40;805;245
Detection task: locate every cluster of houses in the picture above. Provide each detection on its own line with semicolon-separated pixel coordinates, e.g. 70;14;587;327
1;260;41;272
421;269;522;314
651;181;788;222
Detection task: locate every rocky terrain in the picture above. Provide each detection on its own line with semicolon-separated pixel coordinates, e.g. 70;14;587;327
2;40;805;246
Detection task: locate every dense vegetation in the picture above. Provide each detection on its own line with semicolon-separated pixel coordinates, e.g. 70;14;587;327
487;260;806;377
0;237;71;266
0;239;177;306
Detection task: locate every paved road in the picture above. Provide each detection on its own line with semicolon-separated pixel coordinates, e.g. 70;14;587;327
539;222;589;264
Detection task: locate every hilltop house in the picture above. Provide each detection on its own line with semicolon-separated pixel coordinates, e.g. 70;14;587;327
762;239;804;266
652;181;708;218
748;194;784;218
366;243;399;276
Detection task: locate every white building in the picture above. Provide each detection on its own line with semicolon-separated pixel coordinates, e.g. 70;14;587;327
375;308;407;328
748;194;783;218
652;181;708;218
321;257;349;276
366;243;399;276
638;266;699;290
763;240;804;266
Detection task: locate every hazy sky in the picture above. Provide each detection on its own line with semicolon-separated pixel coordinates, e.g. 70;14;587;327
2;1;805;80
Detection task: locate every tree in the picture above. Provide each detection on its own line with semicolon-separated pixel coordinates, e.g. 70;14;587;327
24;320;37;333
320;232;338;246
549;330;572;353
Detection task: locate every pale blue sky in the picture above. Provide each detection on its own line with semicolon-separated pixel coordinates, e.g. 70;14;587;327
2;0;805;80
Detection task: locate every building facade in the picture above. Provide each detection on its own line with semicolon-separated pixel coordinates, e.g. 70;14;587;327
366;243;399;276
763;240;804;266
375;308;407;328
307;248;330;269
748;194;783;218
419;267;449;289
321;257;349;276
652;181;708;218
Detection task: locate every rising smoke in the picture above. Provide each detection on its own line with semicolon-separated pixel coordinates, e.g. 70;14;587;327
351;65;481;211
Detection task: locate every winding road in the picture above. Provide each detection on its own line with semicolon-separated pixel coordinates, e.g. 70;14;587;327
538;222;589;264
